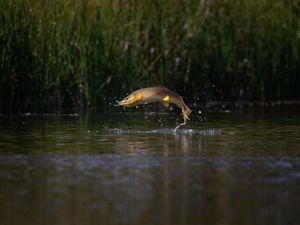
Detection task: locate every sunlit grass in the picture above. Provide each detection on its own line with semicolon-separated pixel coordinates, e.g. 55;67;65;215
1;0;299;112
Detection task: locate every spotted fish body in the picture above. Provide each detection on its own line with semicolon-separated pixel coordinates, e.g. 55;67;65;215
118;86;192;123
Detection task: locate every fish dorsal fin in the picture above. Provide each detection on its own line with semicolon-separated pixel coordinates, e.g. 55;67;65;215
135;92;142;100
162;95;169;102
162;101;169;107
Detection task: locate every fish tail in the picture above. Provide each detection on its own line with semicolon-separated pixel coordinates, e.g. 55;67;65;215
182;104;192;122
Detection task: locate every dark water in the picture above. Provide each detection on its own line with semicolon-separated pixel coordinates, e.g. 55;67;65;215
0;106;300;225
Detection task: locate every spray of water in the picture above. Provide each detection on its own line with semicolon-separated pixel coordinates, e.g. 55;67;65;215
173;121;186;133
113;101;120;106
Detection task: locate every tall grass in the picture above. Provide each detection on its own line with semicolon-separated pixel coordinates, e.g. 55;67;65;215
1;0;300;112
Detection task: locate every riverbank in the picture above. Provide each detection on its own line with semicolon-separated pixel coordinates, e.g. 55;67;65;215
1;0;300;113
1;100;300;118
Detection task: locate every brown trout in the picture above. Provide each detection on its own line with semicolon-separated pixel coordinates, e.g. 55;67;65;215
118;86;192;123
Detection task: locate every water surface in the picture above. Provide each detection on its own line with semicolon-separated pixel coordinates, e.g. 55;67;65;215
0;106;300;225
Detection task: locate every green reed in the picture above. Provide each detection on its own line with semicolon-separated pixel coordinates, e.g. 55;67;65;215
1;0;299;112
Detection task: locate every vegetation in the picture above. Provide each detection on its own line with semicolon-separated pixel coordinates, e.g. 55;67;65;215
1;0;300;112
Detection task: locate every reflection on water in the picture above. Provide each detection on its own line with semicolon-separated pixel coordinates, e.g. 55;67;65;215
0;107;300;225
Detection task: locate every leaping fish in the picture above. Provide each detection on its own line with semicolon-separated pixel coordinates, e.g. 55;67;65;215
117;86;192;128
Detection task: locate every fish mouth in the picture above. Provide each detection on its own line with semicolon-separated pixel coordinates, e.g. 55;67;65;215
118;99;134;107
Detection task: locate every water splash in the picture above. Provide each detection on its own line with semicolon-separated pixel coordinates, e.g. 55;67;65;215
113;100;120;106
106;128;222;136
173;121;186;133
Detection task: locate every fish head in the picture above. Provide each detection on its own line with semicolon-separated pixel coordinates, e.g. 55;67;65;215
118;91;142;107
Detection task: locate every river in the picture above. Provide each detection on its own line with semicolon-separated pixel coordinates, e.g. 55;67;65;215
0;105;299;225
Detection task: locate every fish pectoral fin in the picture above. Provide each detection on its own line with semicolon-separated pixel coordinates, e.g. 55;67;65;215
162;101;169;107
162;95;169;102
